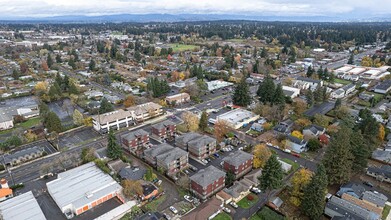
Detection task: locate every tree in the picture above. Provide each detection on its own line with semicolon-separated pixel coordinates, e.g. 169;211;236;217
181;111;199;132
12;69;20;80
56;54;62;63
334;98;342;109
378;124;385;141
291;130;304;139
199;111;208;131
123;95;136;108
306;66;314;78
107;129;121;159
47;53;53;68
226;170;236;187
144;167;157;181
307;138;322;151
350;131;370;173
290;169;313;207
214;120;230;143
81;148;96;163
72;109;84;126
122;180;143;199
273;84;286;105
259;154;284;198
35;81;48;95
306;90;314;107
301;164;328;220
48;82;61;101
232;77;251;107
322;126;354;185
293;100;307;116
44;111;63;133
99;98;114;114
348;53;354;64
89;59;96;71
134;51;141;62
294;118;311;131
257;75;275;104
313;114;331;128
253;144;272;169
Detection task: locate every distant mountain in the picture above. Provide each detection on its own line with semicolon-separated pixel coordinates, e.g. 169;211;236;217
1;13;391;23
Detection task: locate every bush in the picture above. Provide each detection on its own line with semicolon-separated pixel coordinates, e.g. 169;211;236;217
247;194;254;201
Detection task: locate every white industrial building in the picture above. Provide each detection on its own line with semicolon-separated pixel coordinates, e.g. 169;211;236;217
46;162;124;219
206;80;234;91
215;109;260;129
92;109;134;133
0;191;46;220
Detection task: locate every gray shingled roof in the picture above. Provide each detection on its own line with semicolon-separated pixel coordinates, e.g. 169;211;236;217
297;76;321;84
151;120;175;130
176;132;202;146
375;80;391;91
361;191;388;207
222;151;253;167
190;166;225;188
3;146;44;164
325;196;379;220
156;147;188;166
188;136;216;151
287;135;307;145
121;129;149;141
367;165;391;179
143;143;174;158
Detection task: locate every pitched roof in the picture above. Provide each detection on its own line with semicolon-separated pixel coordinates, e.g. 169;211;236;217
92;109;133;125
375;80;391;91
188;135;216;150
367;165;391;179
143;143;174;159
325;196;379;220
182;197;222;220
287;135;307;145
176;132;202;145
151;120;175;130
296;76;321;84
0;188;12;198
156;147;188;166
222;151;253;167
190;166;225;188
361;191;388;207
121;129;149;141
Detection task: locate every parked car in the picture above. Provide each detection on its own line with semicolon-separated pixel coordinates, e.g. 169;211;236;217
206;158;212;162
251;187;261;194
202;159;208;164
190;166;198;172
363;181;374;187
213;153;220;158
223;207;231;213
163;213;171;220
184;195;194;203
169;206;178;214
229;202;238;209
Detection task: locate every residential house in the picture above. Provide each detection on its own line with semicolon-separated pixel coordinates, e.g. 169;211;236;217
189;166;226;200
282;86;300;98
278;159;292;173
92;109;133;133
140;183;158;201
143;143;174;166
303;124;326;139
336;183;366;198
181;197;223;220
341;193;383;216
330;88;346;99
118;166;147;181
187;135;217;160
250;123;264;132
3;146;45;167
273;119;293;135
84;90;103;99
324;196;380;220
223;180;251;203
120;129;149;156
127;102;163;122
293;77;323;91
372;150;391;165
361;191;388;208
0;113;13;131
151;120;176;141
374;80;391;94
222;151;253;179
366;165;391;184
0;179;12;202
286;135;308;153
165;93;190;105
156;147;188;176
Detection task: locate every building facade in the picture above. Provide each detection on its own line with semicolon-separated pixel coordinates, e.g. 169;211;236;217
190;166;226;200
120;129;150;156
151;120;176;140
222;151;253;179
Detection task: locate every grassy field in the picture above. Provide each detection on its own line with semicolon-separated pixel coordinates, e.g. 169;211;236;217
237;193;259;209
143;195;166;211
19;117;42;129
168;44;199;52
334;78;351;85
382;204;391;220
280;158;299;172
251;207;285;220
213;212;232;220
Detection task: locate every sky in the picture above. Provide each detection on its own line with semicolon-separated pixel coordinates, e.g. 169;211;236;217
1;0;390;19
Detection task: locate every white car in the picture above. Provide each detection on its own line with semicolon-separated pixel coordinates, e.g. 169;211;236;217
229;202;238;209
184;195;193;203
223;207;231;213
251;187;261;194
169;206;178;214
202;159;208;164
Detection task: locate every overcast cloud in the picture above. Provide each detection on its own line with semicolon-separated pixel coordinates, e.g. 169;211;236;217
0;0;390;18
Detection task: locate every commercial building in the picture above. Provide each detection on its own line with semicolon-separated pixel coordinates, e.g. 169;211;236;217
222;151;253;179
3;146;45;167
0;191;46;220
374;80;391;94
190;166;226;200
0;113;13;131
151;120;176;140
92;109;134;133
46;162;124;219
206;80;234;91
165;93;190;105
215;109;260;129
126;102;163;122
120;129;150;156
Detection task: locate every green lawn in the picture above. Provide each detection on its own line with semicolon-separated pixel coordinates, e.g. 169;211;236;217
168;44;199;52
253;207;286;220
382;204;391;220
213;212;232;220
280;158;299;172
237;193;259;209
19;117;42;129
143;195;166;211
334;78;351;85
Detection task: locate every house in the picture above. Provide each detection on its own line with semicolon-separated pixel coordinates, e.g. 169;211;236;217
0;179;13;202
189;166;226;200
182;197;223;220
84;90;103;99
366;165;391;183
372;150;391;164
222;151;253;179
336;183;366;198
140;183;159;201
282;86;300;98
278;159;292;173
120;129;149;155
293;77;323;91
286;135;308;153
0;113;13;131
187;135;217;160
341;193;383;216
273;119;293;135
165;93;190;105
127;102;163;122
216;190;232;204
269;197;284;210
143;143;174;166
330;88;346;99
374;80;391;94
223;181;251;203
243;169;263;187
118;166;147;181
303;125;326;139
250;123;264;132
155;147;188;176
3;146;45;167
361;191;388;208
151;120;176;140
92;109;134;133
324;196;380;220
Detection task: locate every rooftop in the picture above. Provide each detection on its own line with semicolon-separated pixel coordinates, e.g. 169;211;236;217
3;146;44;164
188;135;216;151
326;196;379;220
151;120;176;130
92;109;133;125
222;151;253;167
190;165;225;188
216;109;258;126
144;143;174;159
46;162;122;210
156;147;188;166
375;80;391;91
121;129;149;141
0;191;46;220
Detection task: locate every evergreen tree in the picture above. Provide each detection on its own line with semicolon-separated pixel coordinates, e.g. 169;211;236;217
334;98;342;109
260;47;268;58
47;53;53;68
257;75;275;104
348;53;354;64
12;69;20;80
199;111;208;131
89;59;96;71
48;82;62;100
306;90;314;107
134;51;141;62
44;111;63;133
306;66;314;78
350;131;370;173
317;67;324;79
322;126;354;185
273;84;286;105
301;164;328;220
55;54;62;63
253;60;259;73
99;98;114;114
107;129;121;159
258;154;284;198
232;78;251;107
253;47;257;58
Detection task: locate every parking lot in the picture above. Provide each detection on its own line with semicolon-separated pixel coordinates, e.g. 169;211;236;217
58;127;101;150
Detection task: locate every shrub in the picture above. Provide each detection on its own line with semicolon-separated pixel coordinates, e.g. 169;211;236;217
247;194;254;201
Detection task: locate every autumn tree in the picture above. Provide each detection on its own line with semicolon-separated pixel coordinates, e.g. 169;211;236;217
122;180;143;199
259;154;284;199
313;114;331;128
301;164;328;220
293;100;307;116
378;124;385;141
81;148;96;163
214;120;230;143
253;144;272;168
294;118;311;131
290;168;313;206
199;111;208;131
181;111;199;132
72;109;84;126
35;81;48;95
123;95;136;108
291;130;304;139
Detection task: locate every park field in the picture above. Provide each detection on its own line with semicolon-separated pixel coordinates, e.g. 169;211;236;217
168;44;199;52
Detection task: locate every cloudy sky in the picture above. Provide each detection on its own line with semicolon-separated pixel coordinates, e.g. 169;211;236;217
1;0;390;18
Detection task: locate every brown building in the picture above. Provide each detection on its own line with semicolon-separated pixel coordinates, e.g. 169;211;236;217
222;151;253;179
120;129;149;156
151;120;176;140
189;166;226;200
